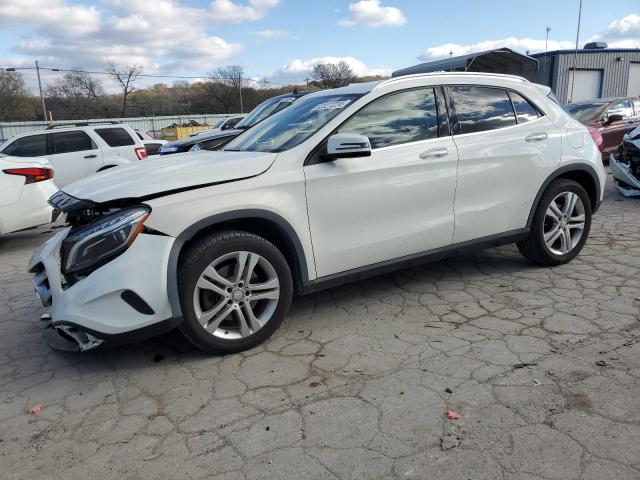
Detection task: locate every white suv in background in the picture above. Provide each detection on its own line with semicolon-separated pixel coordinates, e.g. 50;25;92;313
30;73;606;354
0;123;147;187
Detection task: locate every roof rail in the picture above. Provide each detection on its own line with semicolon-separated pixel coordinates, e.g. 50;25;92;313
374;71;530;91
45;121;121;130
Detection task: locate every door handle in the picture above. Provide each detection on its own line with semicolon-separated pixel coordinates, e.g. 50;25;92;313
84;154;97;158
525;132;547;142
419;147;448;159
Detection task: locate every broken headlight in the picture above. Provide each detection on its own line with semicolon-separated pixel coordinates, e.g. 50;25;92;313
61;206;150;274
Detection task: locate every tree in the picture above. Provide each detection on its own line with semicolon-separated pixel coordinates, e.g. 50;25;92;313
105;62;142;116
207;65;244;113
0;71;37;121
45;72;109;117
310;61;355;89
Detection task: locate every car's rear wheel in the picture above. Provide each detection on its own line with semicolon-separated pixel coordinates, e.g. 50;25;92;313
178;231;292;354
517;179;592;266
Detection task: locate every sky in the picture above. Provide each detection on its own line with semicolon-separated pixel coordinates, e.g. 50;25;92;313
0;0;639;92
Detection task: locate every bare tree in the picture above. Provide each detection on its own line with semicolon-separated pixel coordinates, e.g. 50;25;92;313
310;61;355;89
0;70;36;121
207;65;244;113
105;62;142;116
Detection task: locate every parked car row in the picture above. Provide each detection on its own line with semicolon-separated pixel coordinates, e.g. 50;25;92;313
564;96;640;160
26;72;606;356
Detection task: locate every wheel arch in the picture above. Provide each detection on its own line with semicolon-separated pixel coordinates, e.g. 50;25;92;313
166;209;310;319
526;164;601;227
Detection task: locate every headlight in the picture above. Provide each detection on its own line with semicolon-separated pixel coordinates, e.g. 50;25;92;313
160;145;178;153
61;206;150;274
189;143;203;152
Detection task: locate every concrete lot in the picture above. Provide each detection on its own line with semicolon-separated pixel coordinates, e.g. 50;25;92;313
1;174;639;480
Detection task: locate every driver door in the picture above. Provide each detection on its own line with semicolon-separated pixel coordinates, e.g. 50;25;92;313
304;87;459;278
602;99;636;158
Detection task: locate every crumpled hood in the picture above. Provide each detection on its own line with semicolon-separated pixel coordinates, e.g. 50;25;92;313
62;150;277;203
165;129;241;147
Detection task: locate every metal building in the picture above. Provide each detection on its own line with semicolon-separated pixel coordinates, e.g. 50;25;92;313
530;45;640;103
392;44;640;104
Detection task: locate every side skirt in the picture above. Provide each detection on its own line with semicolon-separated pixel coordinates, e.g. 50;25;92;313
301;228;530;295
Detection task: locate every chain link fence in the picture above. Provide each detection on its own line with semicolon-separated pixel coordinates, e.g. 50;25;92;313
0;113;245;143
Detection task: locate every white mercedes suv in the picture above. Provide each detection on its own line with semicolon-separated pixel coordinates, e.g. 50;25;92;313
29;73;606;354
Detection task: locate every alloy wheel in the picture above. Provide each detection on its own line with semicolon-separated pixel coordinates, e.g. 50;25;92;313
192;251;280;339
543;191;585;256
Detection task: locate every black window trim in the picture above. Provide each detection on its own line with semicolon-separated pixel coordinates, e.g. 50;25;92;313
444;84;546;137
305;85;449;166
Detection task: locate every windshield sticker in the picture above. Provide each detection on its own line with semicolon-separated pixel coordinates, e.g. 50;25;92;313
311;100;352;112
279;97;296;103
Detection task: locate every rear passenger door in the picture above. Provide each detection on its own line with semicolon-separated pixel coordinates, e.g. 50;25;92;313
447;85;562;243
50;130;102;186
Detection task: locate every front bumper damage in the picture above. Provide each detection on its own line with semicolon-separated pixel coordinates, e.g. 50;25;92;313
610;154;640;197
29;227;179;352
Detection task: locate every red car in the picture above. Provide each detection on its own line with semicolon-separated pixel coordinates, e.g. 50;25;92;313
565;97;640;160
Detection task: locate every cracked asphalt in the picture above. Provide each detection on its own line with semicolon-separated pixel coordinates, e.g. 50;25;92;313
1;174;639;480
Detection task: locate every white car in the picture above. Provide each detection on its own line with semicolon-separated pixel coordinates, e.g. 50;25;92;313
0;154;58;234
0;123;148;187
30;73;606;354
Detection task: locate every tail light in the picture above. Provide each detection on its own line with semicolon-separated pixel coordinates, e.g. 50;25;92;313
135;147;148;160
3;167;54;184
586;126;604;152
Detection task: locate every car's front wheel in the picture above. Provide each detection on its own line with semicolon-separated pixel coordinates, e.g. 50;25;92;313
178;231;293;354
517;179;592;266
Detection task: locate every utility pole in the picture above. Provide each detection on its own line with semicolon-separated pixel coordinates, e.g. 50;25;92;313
35;60;47;122
569;0;583;103
545;26;551;53
238;72;244;113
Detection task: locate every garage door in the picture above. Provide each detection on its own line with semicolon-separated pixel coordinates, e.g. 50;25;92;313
569;69;603;102
628;63;640;97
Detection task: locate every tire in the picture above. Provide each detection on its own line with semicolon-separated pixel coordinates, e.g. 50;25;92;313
517;179;592;266
178;231;293;354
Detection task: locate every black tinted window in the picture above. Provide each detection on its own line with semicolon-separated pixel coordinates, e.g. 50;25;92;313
451;86;516;134
339;88;438;149
52;131;95;154
2;134;47;157
95;127;135;147
510;91;540;123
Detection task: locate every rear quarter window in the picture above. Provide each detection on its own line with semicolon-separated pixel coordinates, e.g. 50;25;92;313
95;127;136;147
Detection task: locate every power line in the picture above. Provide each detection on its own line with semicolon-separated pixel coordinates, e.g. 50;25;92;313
1;65;302;86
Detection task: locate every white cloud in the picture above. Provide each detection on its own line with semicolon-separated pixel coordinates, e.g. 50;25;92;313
418;37;576;61
254;29;289;39
417;13;640;63
210;0;280;23
588;14;640;48
266;56;392;84
0;0;279;83
339;0;406;28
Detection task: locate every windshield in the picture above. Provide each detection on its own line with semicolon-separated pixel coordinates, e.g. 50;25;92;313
211;118;226;129
234;96;297;129
224;93;363;153
565;102;609;123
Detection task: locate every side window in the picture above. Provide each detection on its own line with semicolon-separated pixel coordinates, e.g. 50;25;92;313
95;127;136;147
608;100;633;118
509;91;541;124
52;131;95;154
1;134;47;157
338;88;439;149
451;86;517;134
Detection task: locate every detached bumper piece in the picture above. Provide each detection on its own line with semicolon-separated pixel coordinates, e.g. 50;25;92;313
44;322;104;352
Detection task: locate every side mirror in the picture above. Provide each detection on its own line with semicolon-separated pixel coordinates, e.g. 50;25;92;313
323;133;372;161
605;113;623;125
